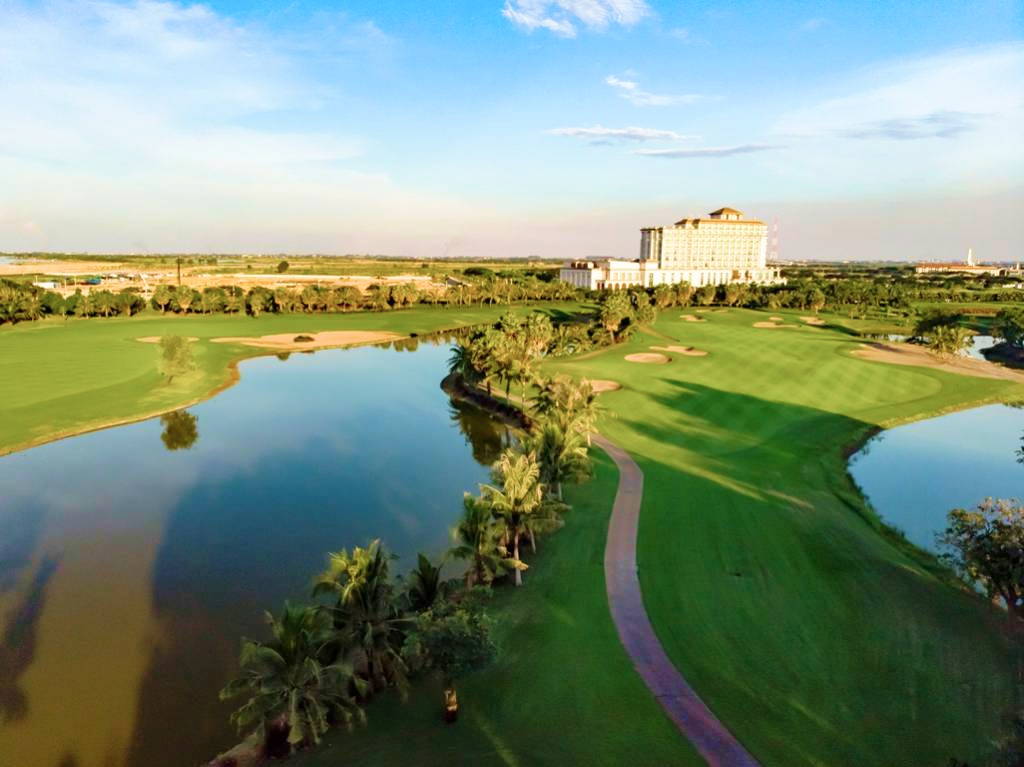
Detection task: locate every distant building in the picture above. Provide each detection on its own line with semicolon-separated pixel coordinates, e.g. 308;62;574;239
915;249;1004;276
560;207;784;290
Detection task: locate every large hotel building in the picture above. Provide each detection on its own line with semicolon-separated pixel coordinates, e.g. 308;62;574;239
559;207;784;290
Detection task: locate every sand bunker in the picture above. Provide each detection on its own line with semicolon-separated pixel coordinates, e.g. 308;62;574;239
585;379;621;393
681;314;706;322
211;330;402;351
800;316;826;326
625;352;671;364
769;316;784;321
753;321;799;329
652;345;708;357
853;342;1024;382
137;336;198;343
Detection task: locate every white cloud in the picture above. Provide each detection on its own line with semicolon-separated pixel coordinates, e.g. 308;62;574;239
605;75;702;106
501;0;649;38
635;144;779;158
548;125;698;142
772;43;1024;190
0;0;491;254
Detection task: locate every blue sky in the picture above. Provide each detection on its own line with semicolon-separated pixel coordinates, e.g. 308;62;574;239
0;0;1021;259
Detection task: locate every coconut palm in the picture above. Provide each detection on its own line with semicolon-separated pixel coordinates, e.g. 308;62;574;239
312;539;410;695
482;449;554;585
219;602;364;756
532;375;599;444
402;553;453;612
449;493;518;587
527;419;591;500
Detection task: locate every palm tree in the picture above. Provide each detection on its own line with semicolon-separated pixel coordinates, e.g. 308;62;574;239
402;553;452;612
532;375;599;445
220;603;364;756
449;493;518;587
527;419;591;500
312;540;410;695
482;449;554;585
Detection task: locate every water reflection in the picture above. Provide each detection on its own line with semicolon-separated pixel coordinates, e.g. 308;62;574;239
159;410;199;451
0;342;502;767
850;404;1024;551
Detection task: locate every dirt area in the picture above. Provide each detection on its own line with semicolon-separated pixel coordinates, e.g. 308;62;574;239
769;316;784;321
853;342;1024;382
625;352;671;364
586;379;622;393
0;260;133;276
652;345;708;357
136;336;199;343
210;330;402;351
800;316;826;326
681;314;706;322
753;321;799;329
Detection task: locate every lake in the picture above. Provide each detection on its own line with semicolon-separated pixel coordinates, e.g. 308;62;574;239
0;338;507;767
849;404;1024;552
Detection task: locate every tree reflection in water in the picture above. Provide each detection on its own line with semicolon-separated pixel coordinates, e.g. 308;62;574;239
160;410;199;451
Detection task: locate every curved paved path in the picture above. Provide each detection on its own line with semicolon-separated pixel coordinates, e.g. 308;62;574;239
595;435;761;767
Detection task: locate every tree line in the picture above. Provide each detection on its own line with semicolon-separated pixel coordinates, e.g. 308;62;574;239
211;346;600;764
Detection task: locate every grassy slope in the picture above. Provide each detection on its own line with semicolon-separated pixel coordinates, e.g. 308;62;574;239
548;308;1021;766
0;304;584;455
290;450;699;767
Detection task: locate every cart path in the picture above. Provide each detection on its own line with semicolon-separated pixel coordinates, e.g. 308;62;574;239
595;434;761;767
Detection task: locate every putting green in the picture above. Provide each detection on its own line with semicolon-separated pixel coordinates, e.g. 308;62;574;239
548;308;1022;766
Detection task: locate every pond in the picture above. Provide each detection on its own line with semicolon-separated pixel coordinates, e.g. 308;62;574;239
0;338;508;767
849;404;1024;552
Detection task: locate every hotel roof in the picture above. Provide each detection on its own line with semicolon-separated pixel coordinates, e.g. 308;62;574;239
709;207;743;216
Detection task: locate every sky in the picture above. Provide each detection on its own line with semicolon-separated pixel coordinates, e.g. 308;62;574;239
0;0;1022;261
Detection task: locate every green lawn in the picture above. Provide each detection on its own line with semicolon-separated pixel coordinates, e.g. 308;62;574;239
0;304;585;455
547;307;1021;766
289;451;699;767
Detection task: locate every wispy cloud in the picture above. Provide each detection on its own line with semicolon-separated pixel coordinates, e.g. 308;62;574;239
548;125;697;142
502;0;649;38
800;17;827;32
605;75;702;106
838;110;983;140
634;144;779;158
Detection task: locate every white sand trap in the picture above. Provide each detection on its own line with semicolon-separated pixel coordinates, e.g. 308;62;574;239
681;314;706;322
801;316;826;326
211;330;402;351
586;379;621;393
652;345;708;357
137;336;198;343
625;352;671;364
753;321;799;329
769;316;784;321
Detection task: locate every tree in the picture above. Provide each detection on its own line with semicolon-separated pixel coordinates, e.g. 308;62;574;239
403;597;496;723
158;335;194;383
220;603;364;756
527;419;591;500
152;284;173;313
696;284;716;306
402;553;453;613
449;494;516;587
482;449;552;585
599;292;632;338
160;409;199;450
995;308;1024;349
247;287;273;317
531;375;599;445
939;498;1024;623
311;539;410;695
277;259;290;274
928;325;974;358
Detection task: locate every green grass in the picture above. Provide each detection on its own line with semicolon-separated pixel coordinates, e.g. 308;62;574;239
546;307;1022;766
0;304;585;455
289;450;699;767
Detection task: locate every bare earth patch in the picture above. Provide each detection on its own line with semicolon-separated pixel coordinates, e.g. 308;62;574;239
585;379;622;393
681;314;706;322
625;352;671;364
652;345;708;357
800;316;826;326
753;321;799;329
136;336;199;343
853;342;1024;382
769;316;784;321
211;330;402;351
